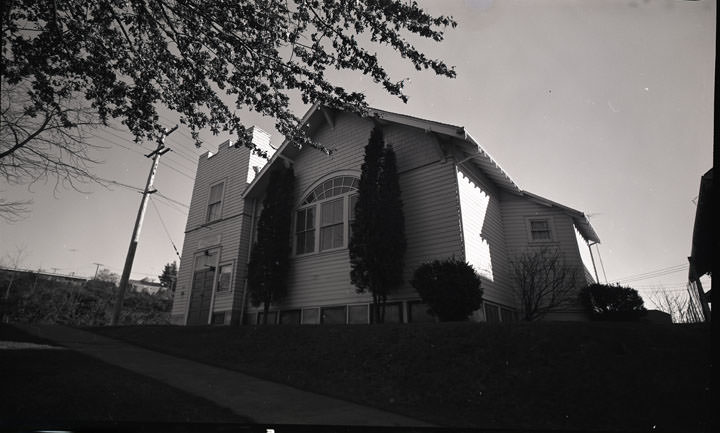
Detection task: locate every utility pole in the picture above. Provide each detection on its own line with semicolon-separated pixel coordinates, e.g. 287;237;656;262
111;125;178;326
93;262;103;279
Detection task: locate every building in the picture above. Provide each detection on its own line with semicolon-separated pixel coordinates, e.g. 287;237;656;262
171;105;599;325
129;279;164;295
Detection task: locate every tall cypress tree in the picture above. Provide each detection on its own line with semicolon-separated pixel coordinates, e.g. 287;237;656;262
247;166;295;324
376;145;406;322
349;127;406;323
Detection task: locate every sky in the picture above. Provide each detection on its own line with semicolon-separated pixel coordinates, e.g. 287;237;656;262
1;0;715;306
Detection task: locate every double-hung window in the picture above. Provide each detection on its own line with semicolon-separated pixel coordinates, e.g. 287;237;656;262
320;198;344;250
295;175;359;255
528;218;552;241
207;182;225;222
295;207;316;254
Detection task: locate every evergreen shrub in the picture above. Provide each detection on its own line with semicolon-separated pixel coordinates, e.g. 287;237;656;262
411;258;483;322
579;283;647;321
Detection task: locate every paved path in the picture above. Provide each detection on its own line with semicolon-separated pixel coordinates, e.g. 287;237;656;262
15;324;432;427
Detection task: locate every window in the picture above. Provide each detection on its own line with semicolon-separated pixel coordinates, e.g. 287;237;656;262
348;305;369;324
257;311;278;324
211;312;226;325
485;303;500;322
321;306;347;324
296;175;359;255
207;182;225;222
301;308;320;324
216;264;232;292
295;207;316;254
528;218;553;241
320;198;344;251
280;310;301;324
408;301;435;323
370;302;403;323
501;307;517;322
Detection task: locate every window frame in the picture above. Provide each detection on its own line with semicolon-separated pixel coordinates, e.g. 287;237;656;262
294;175;360;256
206;181;226;223
526;217;556;243
215;262;234;293
295;206;317;255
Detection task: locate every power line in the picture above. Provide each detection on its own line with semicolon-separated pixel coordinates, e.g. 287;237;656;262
91;127;199;180
150;197;182;260
609;264;687;284
155;191;190;209
153;195;189;216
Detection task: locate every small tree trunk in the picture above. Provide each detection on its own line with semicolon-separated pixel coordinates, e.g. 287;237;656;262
263;301;269;325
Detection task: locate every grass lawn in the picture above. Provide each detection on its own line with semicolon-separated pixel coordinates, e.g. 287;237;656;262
93;321;713;432
0;324;249;427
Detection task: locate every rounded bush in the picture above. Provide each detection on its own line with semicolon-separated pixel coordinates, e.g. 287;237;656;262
579;283;647;321
411;258;483;322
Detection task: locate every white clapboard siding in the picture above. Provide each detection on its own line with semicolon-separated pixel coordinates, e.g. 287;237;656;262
171;137;260;324
246;112;463;312
500;192;588;298
456;165;514;308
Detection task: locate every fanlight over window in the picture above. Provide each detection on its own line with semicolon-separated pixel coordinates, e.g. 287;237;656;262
301;176;359;205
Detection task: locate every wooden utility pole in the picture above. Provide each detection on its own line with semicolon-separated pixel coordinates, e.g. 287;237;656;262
111;125;178;325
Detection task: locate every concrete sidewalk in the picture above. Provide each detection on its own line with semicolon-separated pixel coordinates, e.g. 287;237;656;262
15;324;432;427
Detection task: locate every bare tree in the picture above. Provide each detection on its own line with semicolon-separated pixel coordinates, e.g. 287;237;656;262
648;289;703;324
0;196;32;223
1;245;29;323
1;80;104;192
510;247;579;321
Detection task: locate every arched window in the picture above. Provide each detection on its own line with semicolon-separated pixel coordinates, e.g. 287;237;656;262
296;175;359;254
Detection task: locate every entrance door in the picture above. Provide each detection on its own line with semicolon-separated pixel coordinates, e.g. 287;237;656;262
187;268;215;325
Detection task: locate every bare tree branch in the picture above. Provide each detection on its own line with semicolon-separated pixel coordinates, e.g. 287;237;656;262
510;247;579;321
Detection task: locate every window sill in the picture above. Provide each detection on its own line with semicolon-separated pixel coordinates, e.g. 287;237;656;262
293;247;348;259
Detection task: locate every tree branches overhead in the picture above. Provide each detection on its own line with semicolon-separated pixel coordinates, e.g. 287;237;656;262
2;0;457;153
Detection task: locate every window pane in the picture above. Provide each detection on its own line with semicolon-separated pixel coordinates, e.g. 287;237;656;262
321;306;347;324
258;311;277;324
531;220;548;231
280;310;301;324
306;207;315;229
301;308;320;324
348;305;369;324
532;230;550;240
212;312;226;325
370;303;402;323
218;265;232;291
409;302;435;323
320;224;343;251
305;229;315;253
296;210;305;231
320;227;333;250
485;304;500;322
349;195;358;220
209;183;224;202
208;203;221;221
321;199;343;225
501;308;516;322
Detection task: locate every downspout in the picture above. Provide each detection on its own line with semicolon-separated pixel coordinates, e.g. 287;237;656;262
587;241;600;283
239;198;257;325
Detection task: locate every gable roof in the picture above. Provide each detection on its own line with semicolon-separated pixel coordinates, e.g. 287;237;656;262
244;104;600;243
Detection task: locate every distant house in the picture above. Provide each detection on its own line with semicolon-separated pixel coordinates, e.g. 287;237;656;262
0;267;89;288
170;105;600;326
129;279;164;295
